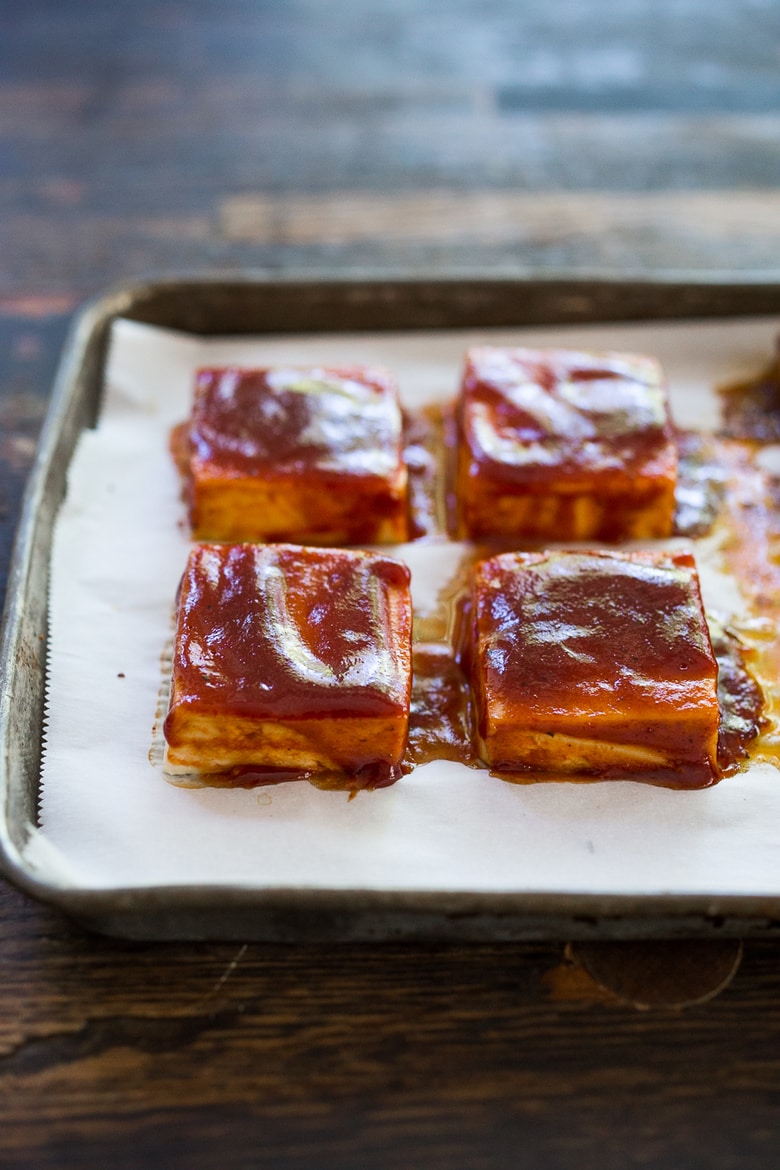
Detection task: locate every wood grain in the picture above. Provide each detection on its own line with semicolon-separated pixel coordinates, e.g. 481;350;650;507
3;1;780;1166
0;877;779;1170
219;188;780;247
3;2;780;297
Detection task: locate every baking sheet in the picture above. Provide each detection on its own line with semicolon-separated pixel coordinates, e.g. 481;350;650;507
30;315;780;894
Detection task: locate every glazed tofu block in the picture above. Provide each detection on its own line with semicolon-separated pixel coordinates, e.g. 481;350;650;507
164;543;413;787
185;365;409;544
455;347;678;541
470;548;720;786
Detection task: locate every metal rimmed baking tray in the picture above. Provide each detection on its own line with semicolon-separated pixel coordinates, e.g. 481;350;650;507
3;271;780;941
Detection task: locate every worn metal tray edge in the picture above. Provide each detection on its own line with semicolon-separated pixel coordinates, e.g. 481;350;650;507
4;270;780;941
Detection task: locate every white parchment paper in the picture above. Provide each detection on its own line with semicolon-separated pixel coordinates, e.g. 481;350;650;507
30;315;780;893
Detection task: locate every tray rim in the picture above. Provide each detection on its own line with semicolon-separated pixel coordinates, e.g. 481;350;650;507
4;269;780;941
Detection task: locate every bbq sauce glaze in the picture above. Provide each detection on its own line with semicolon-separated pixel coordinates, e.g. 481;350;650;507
166;376;773;791
164;543;412;790
459;347;674;484
718;343;780;442
405;551;765;789
192;366;404;479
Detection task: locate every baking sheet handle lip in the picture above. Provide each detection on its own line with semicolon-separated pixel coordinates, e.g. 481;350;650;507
48;267;780;341
80;265;780;294
3;874;780;942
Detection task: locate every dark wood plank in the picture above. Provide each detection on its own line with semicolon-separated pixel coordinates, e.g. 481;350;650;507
2;1;780;300
0;310;69;601
3;2;780;1168
0;875;778;1170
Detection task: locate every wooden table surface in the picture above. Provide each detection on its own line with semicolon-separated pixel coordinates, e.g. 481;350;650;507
3;3;780;1167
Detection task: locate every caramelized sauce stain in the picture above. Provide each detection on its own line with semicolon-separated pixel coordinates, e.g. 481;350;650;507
165;762;402;793
404;405;448;539
405;645;478;769
719;342;780;441
719;443;780;609
673;429;728;537
714;439;780;766
188;761;403;792
711;623;767;776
